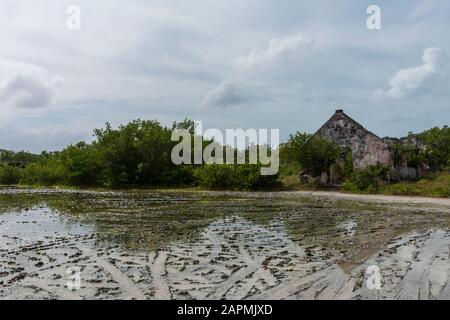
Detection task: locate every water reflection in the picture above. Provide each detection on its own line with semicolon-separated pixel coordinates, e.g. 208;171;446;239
1;189;448;255
1;188;449;299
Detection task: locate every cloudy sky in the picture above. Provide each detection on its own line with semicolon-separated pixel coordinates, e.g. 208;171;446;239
0;0;449;152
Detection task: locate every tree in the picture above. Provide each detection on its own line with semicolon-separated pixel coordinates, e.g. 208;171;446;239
172;118;196;135
418;126;450;170
282;132;340;176
59;142;102;186
93;119;195;187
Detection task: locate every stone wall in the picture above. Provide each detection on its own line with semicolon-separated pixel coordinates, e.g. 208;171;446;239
314;110;392;169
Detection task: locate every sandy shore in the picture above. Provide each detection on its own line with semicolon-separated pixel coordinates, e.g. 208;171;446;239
292;190;450;210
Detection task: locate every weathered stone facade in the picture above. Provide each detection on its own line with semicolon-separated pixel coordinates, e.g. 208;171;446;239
383;135;429;180
314;110;392;169
306;110;428;184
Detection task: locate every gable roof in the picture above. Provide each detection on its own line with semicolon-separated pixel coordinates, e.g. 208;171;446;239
314;109;382;140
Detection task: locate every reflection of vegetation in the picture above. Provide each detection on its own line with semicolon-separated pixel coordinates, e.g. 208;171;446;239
7;191;221;250
1;189;448;267
0;192;47;213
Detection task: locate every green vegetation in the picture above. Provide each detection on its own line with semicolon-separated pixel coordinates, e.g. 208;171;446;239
417;126;450;170
0;119;278;190
342;165;390;193
0;120;448;195
193;164;279;190
341;126;450;196
389;142;426;170
279;126;449;197
281;132;340;176
381;172;450;198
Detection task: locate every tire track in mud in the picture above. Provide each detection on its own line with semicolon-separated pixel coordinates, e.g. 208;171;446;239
148;251;170;299
79;246;147;300
1;202;449;300
392;231;449;300
358;230;450;300
165;217;333;300
439;283;450;300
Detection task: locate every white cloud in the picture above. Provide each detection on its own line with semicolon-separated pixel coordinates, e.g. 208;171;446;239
0;76;54;109
0;1;448;146
0;59;61;111
233;31;313;71
202;81;249;108
374;47;446;99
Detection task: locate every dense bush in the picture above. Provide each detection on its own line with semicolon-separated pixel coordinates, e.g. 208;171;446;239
0;165;22;185
194;164;279;190
342;165;390;193
58;142;102;186
0;150;43;167
20;159;65;186
417;126;450;170
0;119;279;190
389;143;426;169
93;120;173;187
382;172;450;198
281;132;340;176
1;120;448;193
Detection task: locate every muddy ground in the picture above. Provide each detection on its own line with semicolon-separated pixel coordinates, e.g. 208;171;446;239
0;188;449;300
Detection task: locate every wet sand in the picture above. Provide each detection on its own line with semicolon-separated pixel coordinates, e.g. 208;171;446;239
0;189;449;300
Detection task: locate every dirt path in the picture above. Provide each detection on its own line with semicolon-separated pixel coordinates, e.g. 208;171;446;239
292;191;450;210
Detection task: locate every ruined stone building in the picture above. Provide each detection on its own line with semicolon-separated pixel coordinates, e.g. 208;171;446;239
314;110;392;169
309;109;428;184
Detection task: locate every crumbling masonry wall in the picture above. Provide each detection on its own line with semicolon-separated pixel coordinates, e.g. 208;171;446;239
314;110;392;169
